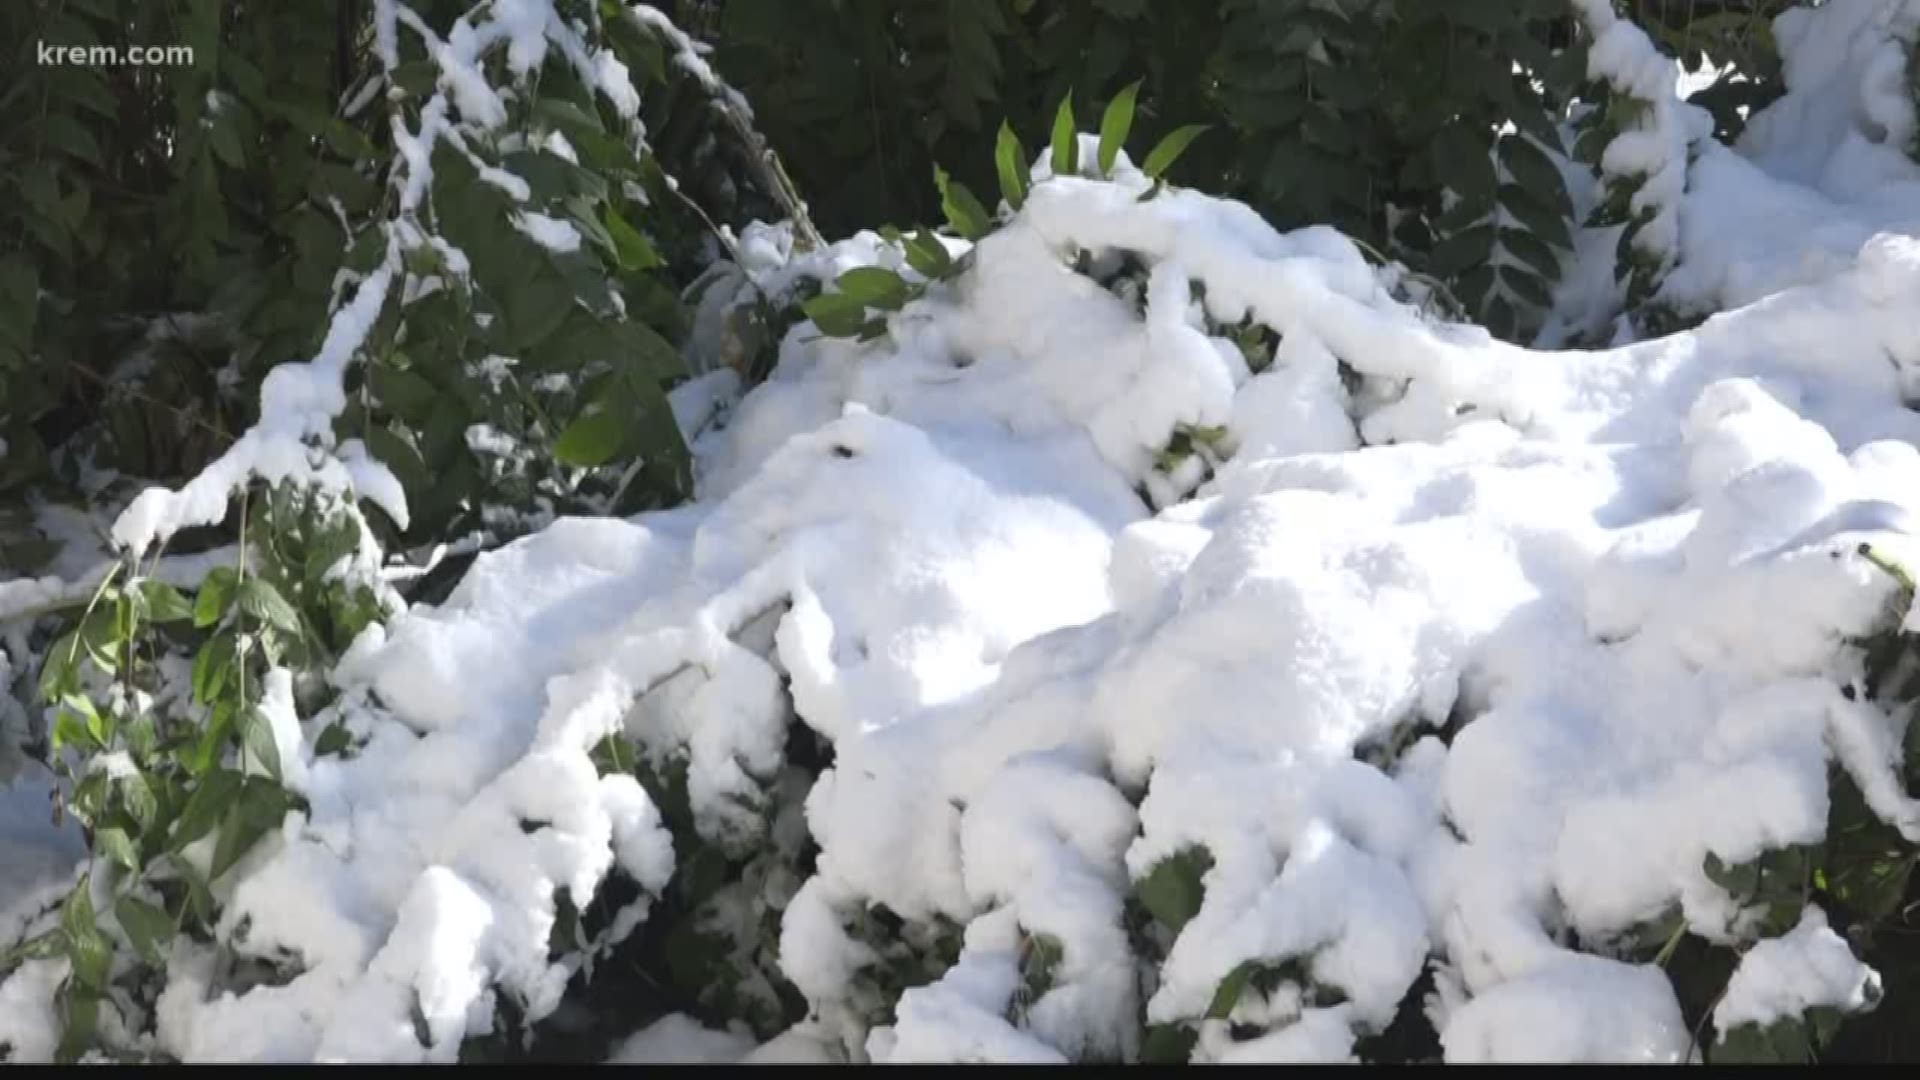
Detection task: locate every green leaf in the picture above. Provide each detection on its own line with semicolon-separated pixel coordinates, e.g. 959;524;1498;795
902;230;953;280
499;263;578;353
1427;225;1496;278
323;120;377;163
52;704;98;753
1499;183;1574;250
239;707;283;783
603;205;662;271
1019;931;1064;1007
589;733;632;776
44;114;104;169
77;602;122;672
1499;228;1562;280
801;291;871;339
211;807;262;882
1097;80;1141;176
59;875;95;944
1714;1018;1813;1064
1820;772;1916;928
1499;264;1556;310
1432;126;1497;211
51;67;117;123
171;769;244;853
139;580;194;623
60;878;110;994
0;256;37;351
60;692;105;745
0;931;65;974
190;633;237;706
212;780;291;880
194;567;239;628
38;630;84;701
608;365;692;497
115;898;173;966
186;701;236;777
119;772;157;833
553;406;627;468
55;986;99;1065
122;710;157;761
933;165;992;242
236;578;302;636
616;317;688;381
1050;92;1079;177
315;722;354;758
95;827;139;874
207;111;245;169
1142;124;1211;181
833;267;911;311
172;861;215;929
1207;959;1258;1020
1140;1022;1198;1064
68;774;108;825
994;120;1028;211
1498;134;1571;216
1138;845;1213;932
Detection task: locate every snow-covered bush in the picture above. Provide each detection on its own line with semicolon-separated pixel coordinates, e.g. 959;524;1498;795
0;0;779;1062
5;0;1920;1066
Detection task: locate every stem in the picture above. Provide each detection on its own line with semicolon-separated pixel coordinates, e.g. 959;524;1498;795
1654;919;1687;967
1858;542;1917;600
236;488;251;715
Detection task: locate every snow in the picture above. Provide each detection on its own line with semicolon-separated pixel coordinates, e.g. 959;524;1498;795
121;145;1911;1058
1664;2;1920;315
625;3;756;120
110;259;405;557
608;1013;756;1063
1713;907;1882;1034
0;770;83;930
5;0;1920;1067
1440;952;1690;1063
1573;0;1714;280
512;211;583;255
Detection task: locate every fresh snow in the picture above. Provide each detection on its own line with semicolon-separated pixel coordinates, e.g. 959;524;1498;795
2;0;1919;1067
1713;907;1882;1034
607;1013;756;1063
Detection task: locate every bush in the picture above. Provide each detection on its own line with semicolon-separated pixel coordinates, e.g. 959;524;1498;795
3;0;1920;1066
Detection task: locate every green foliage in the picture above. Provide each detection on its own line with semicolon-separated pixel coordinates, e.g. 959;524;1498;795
995;121;1029;211
3;509;341;1059
801;84;1210;351
1007;928;1065;1026
1096;80;1140;177
1051;92;1080;179
1716;1007;1849;1064
710;0;1815;345
933;163;993;242
1141;124;1210;183
1136;845;1212;933
0;0;787;1061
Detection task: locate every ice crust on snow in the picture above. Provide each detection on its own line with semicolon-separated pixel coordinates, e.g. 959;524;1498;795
5;0;1920;1066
